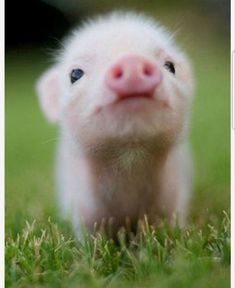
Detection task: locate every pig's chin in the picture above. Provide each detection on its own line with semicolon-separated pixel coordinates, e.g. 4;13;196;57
95;101;158;136
82;96;169;143
67;94;180;153
76;111;171;151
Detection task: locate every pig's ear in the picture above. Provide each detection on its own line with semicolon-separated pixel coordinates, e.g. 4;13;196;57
36;66;61;124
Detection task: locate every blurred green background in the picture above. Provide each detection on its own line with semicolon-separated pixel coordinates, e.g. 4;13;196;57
6;0;230;232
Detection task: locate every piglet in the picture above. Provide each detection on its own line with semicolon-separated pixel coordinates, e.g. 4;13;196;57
36;12;194;235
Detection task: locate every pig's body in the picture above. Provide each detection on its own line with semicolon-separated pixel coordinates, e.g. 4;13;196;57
37;12;194;234
57;139;192;232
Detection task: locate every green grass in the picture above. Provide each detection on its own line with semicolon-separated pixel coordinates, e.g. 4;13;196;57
5;215;230;288
5;8;230;287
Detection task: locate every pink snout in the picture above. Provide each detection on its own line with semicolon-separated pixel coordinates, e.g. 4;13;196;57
105;55;162;97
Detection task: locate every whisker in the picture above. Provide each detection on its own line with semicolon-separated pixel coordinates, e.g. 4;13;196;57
42;137;60;144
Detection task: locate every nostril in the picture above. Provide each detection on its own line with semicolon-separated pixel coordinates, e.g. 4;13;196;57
112;66;123;79
143;64;155;76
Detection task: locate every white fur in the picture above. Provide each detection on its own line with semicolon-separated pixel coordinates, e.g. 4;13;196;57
36;12;195;235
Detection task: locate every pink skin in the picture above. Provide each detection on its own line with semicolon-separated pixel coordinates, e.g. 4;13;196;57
36;12;194;236
105;55;162;99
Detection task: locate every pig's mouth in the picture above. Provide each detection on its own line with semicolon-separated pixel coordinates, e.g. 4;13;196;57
95;92;156;115
116;92;154;102
102;92;156;114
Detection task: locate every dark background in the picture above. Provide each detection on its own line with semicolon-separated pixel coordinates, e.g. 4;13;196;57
6;0;230;49
5;0;70;47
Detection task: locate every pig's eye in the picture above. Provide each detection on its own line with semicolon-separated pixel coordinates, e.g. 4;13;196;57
164;61;175;74
70;69;84;84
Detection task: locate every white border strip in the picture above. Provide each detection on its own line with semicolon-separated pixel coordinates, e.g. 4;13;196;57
231;0;234;287
0;0;4;286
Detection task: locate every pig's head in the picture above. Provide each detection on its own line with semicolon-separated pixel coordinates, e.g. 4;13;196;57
37;12;194;154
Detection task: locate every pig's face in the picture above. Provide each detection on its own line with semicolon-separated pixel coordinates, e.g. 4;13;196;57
37;13;194;152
